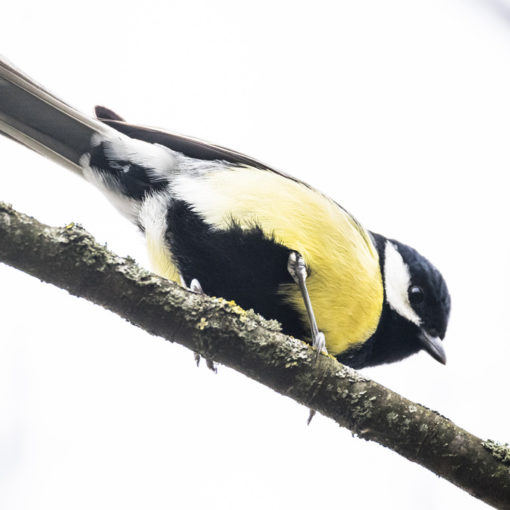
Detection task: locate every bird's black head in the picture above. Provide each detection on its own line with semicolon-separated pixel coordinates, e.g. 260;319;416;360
339;234;451;368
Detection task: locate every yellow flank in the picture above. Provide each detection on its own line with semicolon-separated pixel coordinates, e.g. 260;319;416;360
172;166;385;356
146;232;182;283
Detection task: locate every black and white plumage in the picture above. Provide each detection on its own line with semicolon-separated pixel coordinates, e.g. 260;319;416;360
0;57;451;368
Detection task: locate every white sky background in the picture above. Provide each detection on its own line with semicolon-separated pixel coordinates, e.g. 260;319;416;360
0;0;509;508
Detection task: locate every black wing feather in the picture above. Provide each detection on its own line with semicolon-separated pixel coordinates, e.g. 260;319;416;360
95;106;272;171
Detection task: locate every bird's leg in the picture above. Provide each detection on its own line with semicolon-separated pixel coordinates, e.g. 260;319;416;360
287;252;325;425
189;278;217;373
287;252;327;362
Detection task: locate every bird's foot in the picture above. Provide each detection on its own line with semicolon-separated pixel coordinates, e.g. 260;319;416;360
194;353;218;373
206;358;217;373
312;331;327;363
190;278;218;373
190;278;204;294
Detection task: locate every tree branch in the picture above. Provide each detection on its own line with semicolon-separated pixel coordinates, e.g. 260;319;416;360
0;201;509;509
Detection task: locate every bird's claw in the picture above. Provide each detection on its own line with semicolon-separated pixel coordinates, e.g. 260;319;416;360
190;278;216;371
190;278;204;294
193;352;218;373
206;358;218;373
313;331;327;363
307;332;327;423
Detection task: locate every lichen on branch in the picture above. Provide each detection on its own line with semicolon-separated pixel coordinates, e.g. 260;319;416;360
0;201;509;509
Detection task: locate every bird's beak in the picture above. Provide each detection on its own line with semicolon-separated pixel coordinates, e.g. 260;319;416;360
419;331;447;365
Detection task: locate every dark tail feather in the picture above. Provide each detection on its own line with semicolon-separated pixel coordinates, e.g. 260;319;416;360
0;56;113;175
95;105;125;122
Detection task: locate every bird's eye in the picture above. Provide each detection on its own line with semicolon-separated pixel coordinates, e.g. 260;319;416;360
409;285;425;305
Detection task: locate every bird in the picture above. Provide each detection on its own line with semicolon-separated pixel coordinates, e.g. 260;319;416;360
0;56;450;370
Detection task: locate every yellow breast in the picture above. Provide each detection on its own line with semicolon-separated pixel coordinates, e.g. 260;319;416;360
170;166;384;356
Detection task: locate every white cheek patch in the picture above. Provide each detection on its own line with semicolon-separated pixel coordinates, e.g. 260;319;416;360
384;241;421;326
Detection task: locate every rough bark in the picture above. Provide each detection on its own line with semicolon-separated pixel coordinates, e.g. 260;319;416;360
0;201;509;509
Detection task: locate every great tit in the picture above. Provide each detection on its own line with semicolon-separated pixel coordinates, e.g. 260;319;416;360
0;57;450;368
